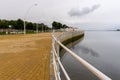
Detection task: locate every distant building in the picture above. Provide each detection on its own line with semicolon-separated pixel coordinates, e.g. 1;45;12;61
65;27;78;31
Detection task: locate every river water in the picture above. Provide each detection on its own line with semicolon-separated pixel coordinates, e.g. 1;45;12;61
61;31;120;80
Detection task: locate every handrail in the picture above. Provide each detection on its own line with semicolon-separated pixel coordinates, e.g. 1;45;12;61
52;44;71;80
51;30;112;80
52;31;71;80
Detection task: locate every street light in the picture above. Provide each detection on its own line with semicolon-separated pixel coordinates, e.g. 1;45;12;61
24;3;37;34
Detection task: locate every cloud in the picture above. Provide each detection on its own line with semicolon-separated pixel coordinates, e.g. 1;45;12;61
68;4;100;17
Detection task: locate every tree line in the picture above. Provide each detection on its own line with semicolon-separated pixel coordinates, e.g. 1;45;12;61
0;19;70;32
0;19;50;31
52;21;69;29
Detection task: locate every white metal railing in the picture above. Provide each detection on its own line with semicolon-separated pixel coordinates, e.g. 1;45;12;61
51;30;112;80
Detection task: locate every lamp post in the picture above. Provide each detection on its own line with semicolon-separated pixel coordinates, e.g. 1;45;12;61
24;3;37;34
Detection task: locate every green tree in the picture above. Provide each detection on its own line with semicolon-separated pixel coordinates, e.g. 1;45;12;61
8;20;17;29
52;21;57;29
63;24;69;28
52;21;68;29
0;20;8;29
16;19;24;30
52;21;62;29
26;22;34;30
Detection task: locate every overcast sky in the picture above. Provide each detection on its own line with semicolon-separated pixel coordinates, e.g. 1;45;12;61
0;0;120;28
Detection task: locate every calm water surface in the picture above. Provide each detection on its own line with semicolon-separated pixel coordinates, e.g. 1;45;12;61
61;31;120;80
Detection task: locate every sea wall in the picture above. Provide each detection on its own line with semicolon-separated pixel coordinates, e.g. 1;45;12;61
50;30;84;80
57;31;84;57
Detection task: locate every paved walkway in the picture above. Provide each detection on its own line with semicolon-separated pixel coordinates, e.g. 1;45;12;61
0;33;52;80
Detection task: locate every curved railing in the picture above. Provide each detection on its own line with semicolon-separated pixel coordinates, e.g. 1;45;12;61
51;30;112;80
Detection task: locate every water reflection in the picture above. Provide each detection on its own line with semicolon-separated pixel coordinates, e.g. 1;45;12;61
61;49;99;80
72;45;99;57
61;31;120;80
